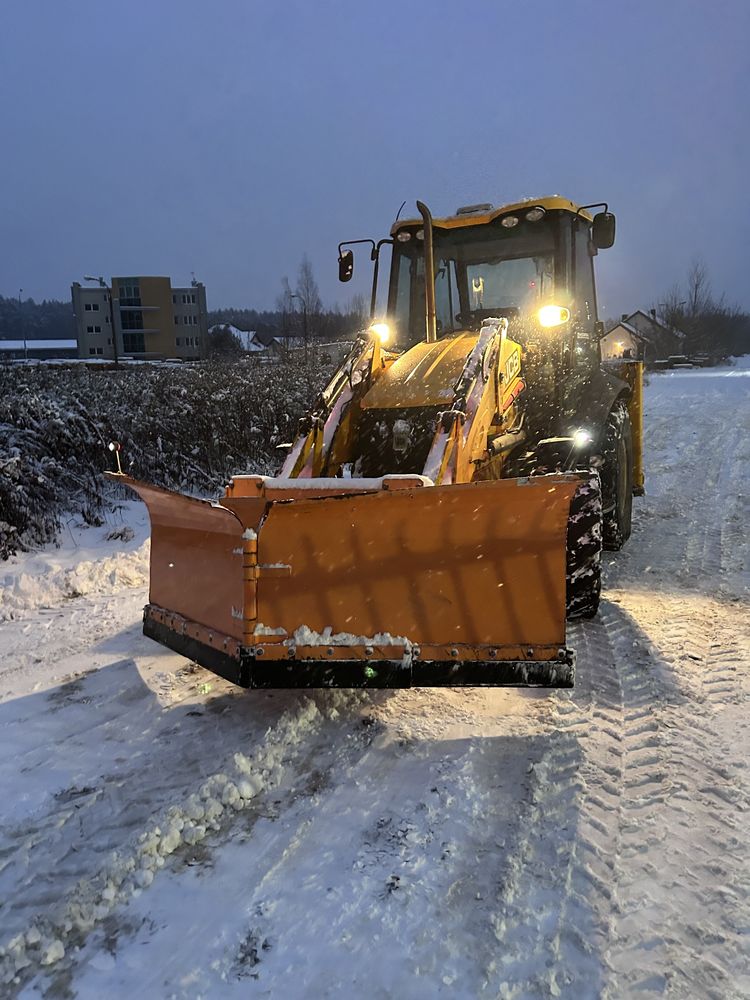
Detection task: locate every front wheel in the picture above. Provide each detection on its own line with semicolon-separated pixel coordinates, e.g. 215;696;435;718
566;472;603;619
601;401;633;551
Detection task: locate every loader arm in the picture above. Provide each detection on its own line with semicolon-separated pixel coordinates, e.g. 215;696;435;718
423;318;507;484
280;333;393;478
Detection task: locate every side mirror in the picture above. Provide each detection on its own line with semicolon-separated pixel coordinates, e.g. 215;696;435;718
338;249;354;283
592;211;616;250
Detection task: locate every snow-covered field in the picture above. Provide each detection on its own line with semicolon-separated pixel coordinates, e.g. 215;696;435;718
0;361;748;999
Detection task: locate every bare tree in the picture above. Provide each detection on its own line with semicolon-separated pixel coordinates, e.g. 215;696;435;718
686;258;712;317
296;256;323;340
656;282;687;333
656;258;749;358
275;276;294;352
349;292;369;331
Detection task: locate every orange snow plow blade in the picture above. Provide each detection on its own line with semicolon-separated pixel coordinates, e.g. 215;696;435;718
110;472;581;688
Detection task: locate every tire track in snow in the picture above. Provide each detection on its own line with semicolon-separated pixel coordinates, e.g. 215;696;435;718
599;603;750;999
481;615;628;999
0;690;370;990
55;709;552;999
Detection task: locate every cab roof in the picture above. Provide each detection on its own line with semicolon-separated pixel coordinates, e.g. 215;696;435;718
390;196;592;236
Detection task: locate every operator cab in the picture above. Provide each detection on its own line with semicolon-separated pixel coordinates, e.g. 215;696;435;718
385;197;614;362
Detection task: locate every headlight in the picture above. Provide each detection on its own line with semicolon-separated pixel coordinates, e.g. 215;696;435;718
572;428;593;448
525;206;546;222
538;305;571;328
370;322;391;344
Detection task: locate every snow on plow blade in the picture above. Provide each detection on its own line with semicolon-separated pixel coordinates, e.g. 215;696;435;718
110;473;581;688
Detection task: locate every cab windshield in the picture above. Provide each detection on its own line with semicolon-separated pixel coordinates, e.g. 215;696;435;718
390;219;559;346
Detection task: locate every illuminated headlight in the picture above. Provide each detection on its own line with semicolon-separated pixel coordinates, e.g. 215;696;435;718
538;305;571;328
396;231;412;242
501;215;519;228
525;206;546;222
573;428;593;449
370;322;391;344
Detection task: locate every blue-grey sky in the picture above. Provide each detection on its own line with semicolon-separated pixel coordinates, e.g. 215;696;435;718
1;0;748;318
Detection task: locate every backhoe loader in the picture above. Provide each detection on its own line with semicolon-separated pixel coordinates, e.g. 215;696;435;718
110;195;643;689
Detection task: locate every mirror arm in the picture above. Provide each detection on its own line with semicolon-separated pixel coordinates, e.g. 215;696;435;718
578;202;609;216
370;238;393;319
338;238;376;257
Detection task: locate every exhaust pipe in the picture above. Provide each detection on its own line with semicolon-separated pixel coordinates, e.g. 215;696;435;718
416;200;437;343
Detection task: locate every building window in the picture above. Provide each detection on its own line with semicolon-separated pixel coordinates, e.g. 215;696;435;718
107;338;112;345
120;309;143;330
85;303;92;311
176;337;181;346
118;280;141;307
191;293;196;304
172;295;176;304
174;315;179;324
87;325;94;333
92;303;99;311
122;331;145;353
93;325;101;333
96;347;103;355
89;347;96;354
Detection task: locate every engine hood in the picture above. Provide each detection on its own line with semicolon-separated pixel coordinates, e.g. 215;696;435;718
362;332;479;410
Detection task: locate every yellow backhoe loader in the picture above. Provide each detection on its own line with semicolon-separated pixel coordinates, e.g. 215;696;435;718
109;196;643;689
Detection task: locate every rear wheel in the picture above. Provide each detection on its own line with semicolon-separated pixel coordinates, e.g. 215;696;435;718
566;472;602;619
601;402;633;551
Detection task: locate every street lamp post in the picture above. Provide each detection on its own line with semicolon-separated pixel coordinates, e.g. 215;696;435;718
19;289;27;362
290;293;309;365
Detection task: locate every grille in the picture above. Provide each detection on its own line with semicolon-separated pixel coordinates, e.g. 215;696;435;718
354;407;441;477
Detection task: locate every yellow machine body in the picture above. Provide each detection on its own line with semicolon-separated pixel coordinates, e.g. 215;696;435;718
111;194;640;689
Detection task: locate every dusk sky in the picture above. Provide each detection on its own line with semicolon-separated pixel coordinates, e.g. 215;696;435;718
1;0;748;319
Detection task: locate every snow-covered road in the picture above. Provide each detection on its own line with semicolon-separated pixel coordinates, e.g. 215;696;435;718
1;362;748;999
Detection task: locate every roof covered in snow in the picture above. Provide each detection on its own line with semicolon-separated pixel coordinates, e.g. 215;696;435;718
625;310;686;341
0;339;78;351
208;325;266;351
603;322;643;340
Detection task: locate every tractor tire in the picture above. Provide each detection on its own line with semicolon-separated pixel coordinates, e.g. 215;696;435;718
600;401;633;551
566;472;603;619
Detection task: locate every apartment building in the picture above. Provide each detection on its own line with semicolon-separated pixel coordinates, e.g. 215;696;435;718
72;277;208;361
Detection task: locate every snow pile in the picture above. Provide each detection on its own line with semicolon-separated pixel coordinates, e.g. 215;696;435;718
0;691;360;985
292;625;411;649
0;539;150;621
